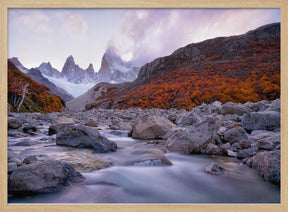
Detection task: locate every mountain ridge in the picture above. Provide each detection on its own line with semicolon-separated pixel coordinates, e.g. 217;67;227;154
67;22;280;111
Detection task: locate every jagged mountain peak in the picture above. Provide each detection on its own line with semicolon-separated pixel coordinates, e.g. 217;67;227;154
66;55;75;62
86;63;94;72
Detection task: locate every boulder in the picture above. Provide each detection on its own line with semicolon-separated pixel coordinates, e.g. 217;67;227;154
251;150;280;184
84;119;98;127
242;111;280;131
132;115;176;139
167;117;220;154
265;99;280;112
227;150;237;157
204;163;225;175
175;109;202;127
239;140;251;149
48;116;75;135
221;102;253;116
210;101;222;114
8;117;22;129
223;126;248;144
256;140;275;150
245;100;269;112
23;126;37;134
23;155;37;164
203;143;224;155
237;147;258;159
8;163;17;173
56;125;117;153
8;160;84;194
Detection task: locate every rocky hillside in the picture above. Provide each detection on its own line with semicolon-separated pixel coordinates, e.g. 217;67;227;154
9;58;73;102
8;61;65;113
68;23;280;111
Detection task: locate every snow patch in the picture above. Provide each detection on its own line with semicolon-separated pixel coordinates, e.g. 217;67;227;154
45;76;96;98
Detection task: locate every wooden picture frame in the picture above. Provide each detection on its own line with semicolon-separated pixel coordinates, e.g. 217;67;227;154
1;0;287;211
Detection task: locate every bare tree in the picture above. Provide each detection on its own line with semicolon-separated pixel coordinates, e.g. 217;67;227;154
16;82;29;112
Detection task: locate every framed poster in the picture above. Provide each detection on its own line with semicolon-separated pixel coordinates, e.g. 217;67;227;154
1;0;287;211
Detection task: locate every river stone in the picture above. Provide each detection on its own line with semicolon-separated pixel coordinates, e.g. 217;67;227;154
203;143;224;155
242;111;280;131
227;150;238;157
132;115;176;140
8;117;23;129
84;119;98;127
48;116;75;135
23;126;37;134
132;155;173;166
223;126;248;144
239;140;251;149
237;147;258;159
8;163;17;173
175;109;202;127
221;102;253;116
256;140;275;150
167;117;220;154
56;125;117;153
8;160;84;194
205;163;225;175
23;155;37;164
251;150;280;184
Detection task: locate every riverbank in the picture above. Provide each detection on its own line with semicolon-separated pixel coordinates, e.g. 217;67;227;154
7;99;280;203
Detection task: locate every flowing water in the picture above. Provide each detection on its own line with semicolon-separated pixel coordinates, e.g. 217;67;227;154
8;127;280;204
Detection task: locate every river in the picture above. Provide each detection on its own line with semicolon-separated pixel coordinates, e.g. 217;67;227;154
8;127;280;203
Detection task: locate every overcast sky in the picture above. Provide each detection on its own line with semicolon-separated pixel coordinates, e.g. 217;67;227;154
8;8;280;72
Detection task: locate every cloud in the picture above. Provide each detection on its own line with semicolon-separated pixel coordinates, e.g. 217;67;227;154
110;9;280;66
57;11;87;40
11;10;51;33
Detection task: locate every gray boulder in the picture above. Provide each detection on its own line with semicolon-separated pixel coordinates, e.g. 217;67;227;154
167;118;220;154
251;150;280;184
56;125;117;153
223;126;248;144
205;163;225;175
8;160;84;193
132;115;176;139
237;147;258;159
8;117;22;129
265;99;280;112
256;140;275;150
242;111;280;131
210;101;222;114
221;102;253;116
48;116;75;135
175;109;202;127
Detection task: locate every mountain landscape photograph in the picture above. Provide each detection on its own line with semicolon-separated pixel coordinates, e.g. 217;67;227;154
7;8;281;204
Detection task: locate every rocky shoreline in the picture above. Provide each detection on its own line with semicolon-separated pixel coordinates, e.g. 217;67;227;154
8;99;280;196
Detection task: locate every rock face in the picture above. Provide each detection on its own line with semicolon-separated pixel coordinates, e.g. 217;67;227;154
8;160;84;193
56;125;117;153
132;115;176;140
242;111;280;131
251;150;280;184
167;118;220;154
8;117;22;129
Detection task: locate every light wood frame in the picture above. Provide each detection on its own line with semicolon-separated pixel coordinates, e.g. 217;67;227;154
0;0;287;211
